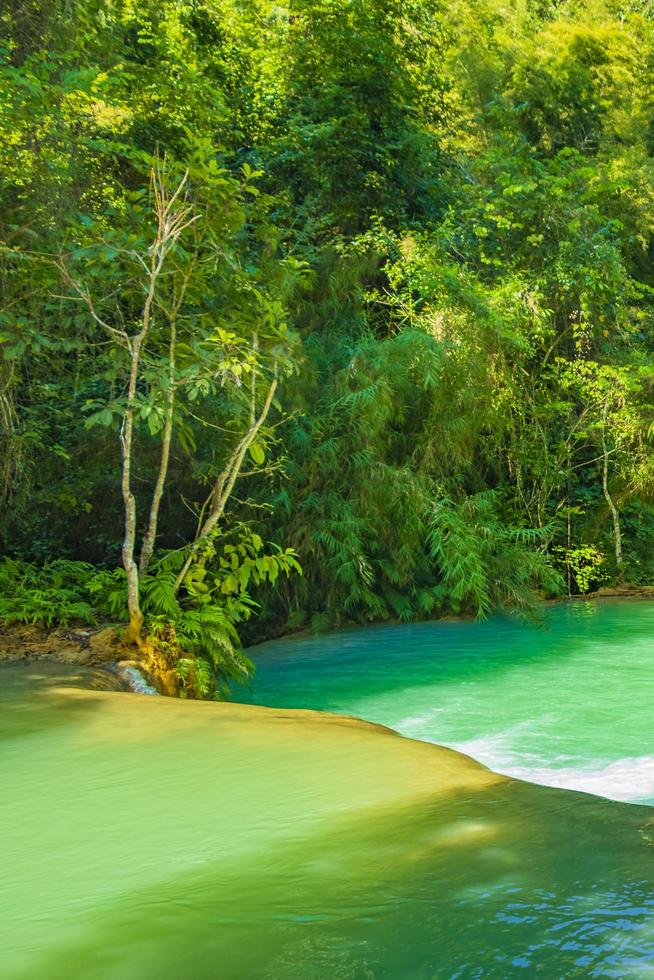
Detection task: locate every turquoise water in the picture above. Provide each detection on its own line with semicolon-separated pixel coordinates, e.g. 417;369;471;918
5;603;654;978
242;600;654;803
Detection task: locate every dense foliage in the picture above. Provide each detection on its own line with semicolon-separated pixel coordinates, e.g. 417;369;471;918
3;0;654;693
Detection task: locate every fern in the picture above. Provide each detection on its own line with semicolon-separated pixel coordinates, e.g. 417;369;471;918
140;595;255;699
310;610;334;633
428;493;564;618
382;585;414;621
0;558;100;627
141;571;181;617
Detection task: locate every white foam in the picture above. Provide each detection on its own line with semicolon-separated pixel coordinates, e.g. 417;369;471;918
396;710;444;731
396;720;654;804
443;727;654;803
449;724;539;765
498;755;654;804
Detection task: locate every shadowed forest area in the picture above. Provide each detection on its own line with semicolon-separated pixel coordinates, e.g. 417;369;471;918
3;0;654;696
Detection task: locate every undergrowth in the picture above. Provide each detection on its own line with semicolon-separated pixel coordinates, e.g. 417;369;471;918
0;542;300;700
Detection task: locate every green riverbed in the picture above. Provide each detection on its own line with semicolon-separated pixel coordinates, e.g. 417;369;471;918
3;602;654;978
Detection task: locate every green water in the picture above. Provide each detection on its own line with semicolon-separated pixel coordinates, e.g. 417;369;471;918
3;603;654;978
243;600;654;804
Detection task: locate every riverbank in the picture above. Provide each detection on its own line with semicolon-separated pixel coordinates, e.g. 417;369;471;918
0;622;159;693
1;661;505;977
0;585;654;667
3;588;654;695
0;621;126;666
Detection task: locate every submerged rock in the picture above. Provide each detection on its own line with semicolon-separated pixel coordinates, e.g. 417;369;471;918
0;660;129;693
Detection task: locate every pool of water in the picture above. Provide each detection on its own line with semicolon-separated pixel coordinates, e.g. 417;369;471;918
4;604;654;979
242;600;654;804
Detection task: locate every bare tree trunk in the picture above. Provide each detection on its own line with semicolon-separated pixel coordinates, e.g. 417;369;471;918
119;211;169;641
139;320;176;577
174;377;278;593
0;362;22;501
138;251;196;577
602;400;623;570
122;337;145;642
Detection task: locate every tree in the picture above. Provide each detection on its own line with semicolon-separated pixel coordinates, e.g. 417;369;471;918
559;360;654;575
51;149;302;689
59;160;202;640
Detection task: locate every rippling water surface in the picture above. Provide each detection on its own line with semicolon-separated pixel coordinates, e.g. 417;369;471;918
243;600;654;803
3;602;654;979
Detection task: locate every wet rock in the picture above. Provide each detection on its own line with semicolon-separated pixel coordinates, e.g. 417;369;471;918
0;623;129;666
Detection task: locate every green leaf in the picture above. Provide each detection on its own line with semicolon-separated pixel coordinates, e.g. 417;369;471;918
248;442;265;465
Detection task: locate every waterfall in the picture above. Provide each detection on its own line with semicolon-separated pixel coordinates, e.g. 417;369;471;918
117;664;159;696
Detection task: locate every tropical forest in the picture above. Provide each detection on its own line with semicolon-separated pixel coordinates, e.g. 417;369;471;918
4;0;654;977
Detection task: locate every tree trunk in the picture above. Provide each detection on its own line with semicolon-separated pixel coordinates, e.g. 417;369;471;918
120;193;171;636
601;402;623;569
121;337;144;643
173;377;278;593
139;321;176;576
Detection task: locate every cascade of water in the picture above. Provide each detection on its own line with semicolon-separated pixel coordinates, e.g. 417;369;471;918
117;664;159;695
